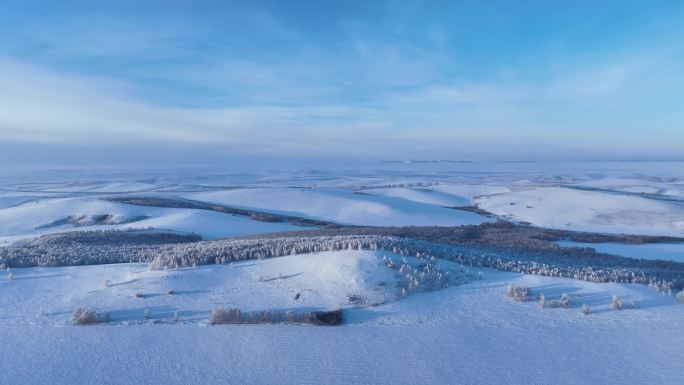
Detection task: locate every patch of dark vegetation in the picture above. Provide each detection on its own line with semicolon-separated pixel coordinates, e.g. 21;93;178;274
448;205;497;218
106;196;339;228
292;221;684;248
567;185;684;204
20;229;202;247
210;307;343;325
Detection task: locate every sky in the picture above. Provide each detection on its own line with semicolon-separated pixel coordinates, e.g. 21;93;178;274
0;0;683;166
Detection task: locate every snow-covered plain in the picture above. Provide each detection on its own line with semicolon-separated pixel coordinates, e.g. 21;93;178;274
1;162;684;384
0;249;681;385
3;161;684;240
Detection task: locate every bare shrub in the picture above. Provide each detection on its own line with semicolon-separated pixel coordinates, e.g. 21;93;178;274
612;295;622;310
347;294;367;306
73;308;98;325
505;283;530;302
211;307;243;324
580;304;591;315
210;307;343;326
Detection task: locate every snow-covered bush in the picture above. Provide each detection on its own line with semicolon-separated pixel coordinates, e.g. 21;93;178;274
505;283;530;302
539;293;546;308
73;308;98;325
172;311;180;323
677;289;684;303
544;294;571;309
612;295;622;310
580;304;591;315
6;272;13;280
560;293;571;308
143;308;151;321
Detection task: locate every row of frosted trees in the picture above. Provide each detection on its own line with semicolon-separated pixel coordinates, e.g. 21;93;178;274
1;230;682;291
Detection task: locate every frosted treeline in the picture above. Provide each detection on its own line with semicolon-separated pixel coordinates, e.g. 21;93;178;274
1;230;682;291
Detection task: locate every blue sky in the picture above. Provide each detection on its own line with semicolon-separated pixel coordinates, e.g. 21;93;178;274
1;0;683;165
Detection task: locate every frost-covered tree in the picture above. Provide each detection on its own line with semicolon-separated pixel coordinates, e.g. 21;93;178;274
612;295;622;310
505;283;530;302
560;293;571;309
677;289;684;303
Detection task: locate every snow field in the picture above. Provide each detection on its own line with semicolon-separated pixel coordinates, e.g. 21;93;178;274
190;187;490;226
0;249;681;384
476;186;684;236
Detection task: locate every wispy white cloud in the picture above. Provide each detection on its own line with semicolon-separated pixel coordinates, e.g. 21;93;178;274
1;1;683;163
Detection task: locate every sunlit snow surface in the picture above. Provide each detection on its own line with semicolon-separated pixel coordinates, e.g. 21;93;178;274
0;162;683;384
2;161;684;242
0;250;681;385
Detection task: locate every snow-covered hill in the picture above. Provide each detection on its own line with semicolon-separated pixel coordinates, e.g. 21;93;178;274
190;187;489;227
0;249;681;384
0;197;306;244
476;186;684;236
